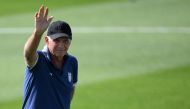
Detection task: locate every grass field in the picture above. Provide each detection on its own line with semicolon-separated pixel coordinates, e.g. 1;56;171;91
0;0;190;109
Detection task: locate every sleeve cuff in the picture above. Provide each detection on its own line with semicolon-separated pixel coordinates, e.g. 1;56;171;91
27;54;39;70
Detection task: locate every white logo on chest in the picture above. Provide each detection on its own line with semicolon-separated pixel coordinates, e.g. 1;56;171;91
68;72;72;82
49;73;53;77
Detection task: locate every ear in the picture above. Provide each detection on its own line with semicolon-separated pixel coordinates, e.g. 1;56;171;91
45;36;49;44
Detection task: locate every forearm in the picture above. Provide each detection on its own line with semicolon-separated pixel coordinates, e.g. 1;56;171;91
24;30;43;67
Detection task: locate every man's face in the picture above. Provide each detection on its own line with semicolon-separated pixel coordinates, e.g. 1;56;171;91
45;36;71;58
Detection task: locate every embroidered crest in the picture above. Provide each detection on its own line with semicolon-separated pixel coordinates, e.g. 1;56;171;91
68;72;72;82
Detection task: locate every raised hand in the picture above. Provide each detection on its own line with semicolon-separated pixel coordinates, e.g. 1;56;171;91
34;5;53;36
24;6;53;68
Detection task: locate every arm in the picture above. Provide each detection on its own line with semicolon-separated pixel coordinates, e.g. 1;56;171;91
71;86;76;100
71;58;78;100
24;6;53;68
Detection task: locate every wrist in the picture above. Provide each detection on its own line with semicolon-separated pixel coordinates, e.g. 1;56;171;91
32;29;44;37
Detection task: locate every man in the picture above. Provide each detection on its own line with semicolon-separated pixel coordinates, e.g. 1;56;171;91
22;5;78;109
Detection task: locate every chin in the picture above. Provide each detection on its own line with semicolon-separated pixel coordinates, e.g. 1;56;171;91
55;52;66;57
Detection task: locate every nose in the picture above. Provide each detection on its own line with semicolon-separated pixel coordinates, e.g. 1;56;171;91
57;40;69;49
57;41;64;48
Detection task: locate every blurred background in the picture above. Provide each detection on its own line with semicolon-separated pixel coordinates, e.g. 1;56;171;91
0;0;190;109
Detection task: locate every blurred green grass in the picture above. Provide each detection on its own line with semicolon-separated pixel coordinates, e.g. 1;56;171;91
71;65;190;109
0;0;190;109
0;0;190;27
0;0;126;16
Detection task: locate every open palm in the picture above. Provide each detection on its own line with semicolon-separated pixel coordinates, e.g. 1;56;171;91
35;5;53;35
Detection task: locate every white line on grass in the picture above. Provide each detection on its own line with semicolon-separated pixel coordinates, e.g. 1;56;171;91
0;27;190;34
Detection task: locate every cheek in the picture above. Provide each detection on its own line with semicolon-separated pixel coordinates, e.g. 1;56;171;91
64;44;70;50
47;42;56;51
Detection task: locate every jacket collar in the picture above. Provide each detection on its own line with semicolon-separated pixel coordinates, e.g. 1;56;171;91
42;45;68;62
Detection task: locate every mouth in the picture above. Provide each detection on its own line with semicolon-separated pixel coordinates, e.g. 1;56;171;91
55;47;67;54
54;50;66;56
56;50;64;53
56;48;64;51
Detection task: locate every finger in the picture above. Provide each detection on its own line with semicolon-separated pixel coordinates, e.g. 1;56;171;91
44;7;48;19
34;12;38;18
35;12;39;22
47;16;54;24
38;5;44;18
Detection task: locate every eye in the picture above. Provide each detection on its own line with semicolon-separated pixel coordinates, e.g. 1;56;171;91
53;38;60;43
53;38;70;44
64;40;70;44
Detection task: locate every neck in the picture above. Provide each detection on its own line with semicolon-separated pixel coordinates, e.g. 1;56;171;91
52;55;64;70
